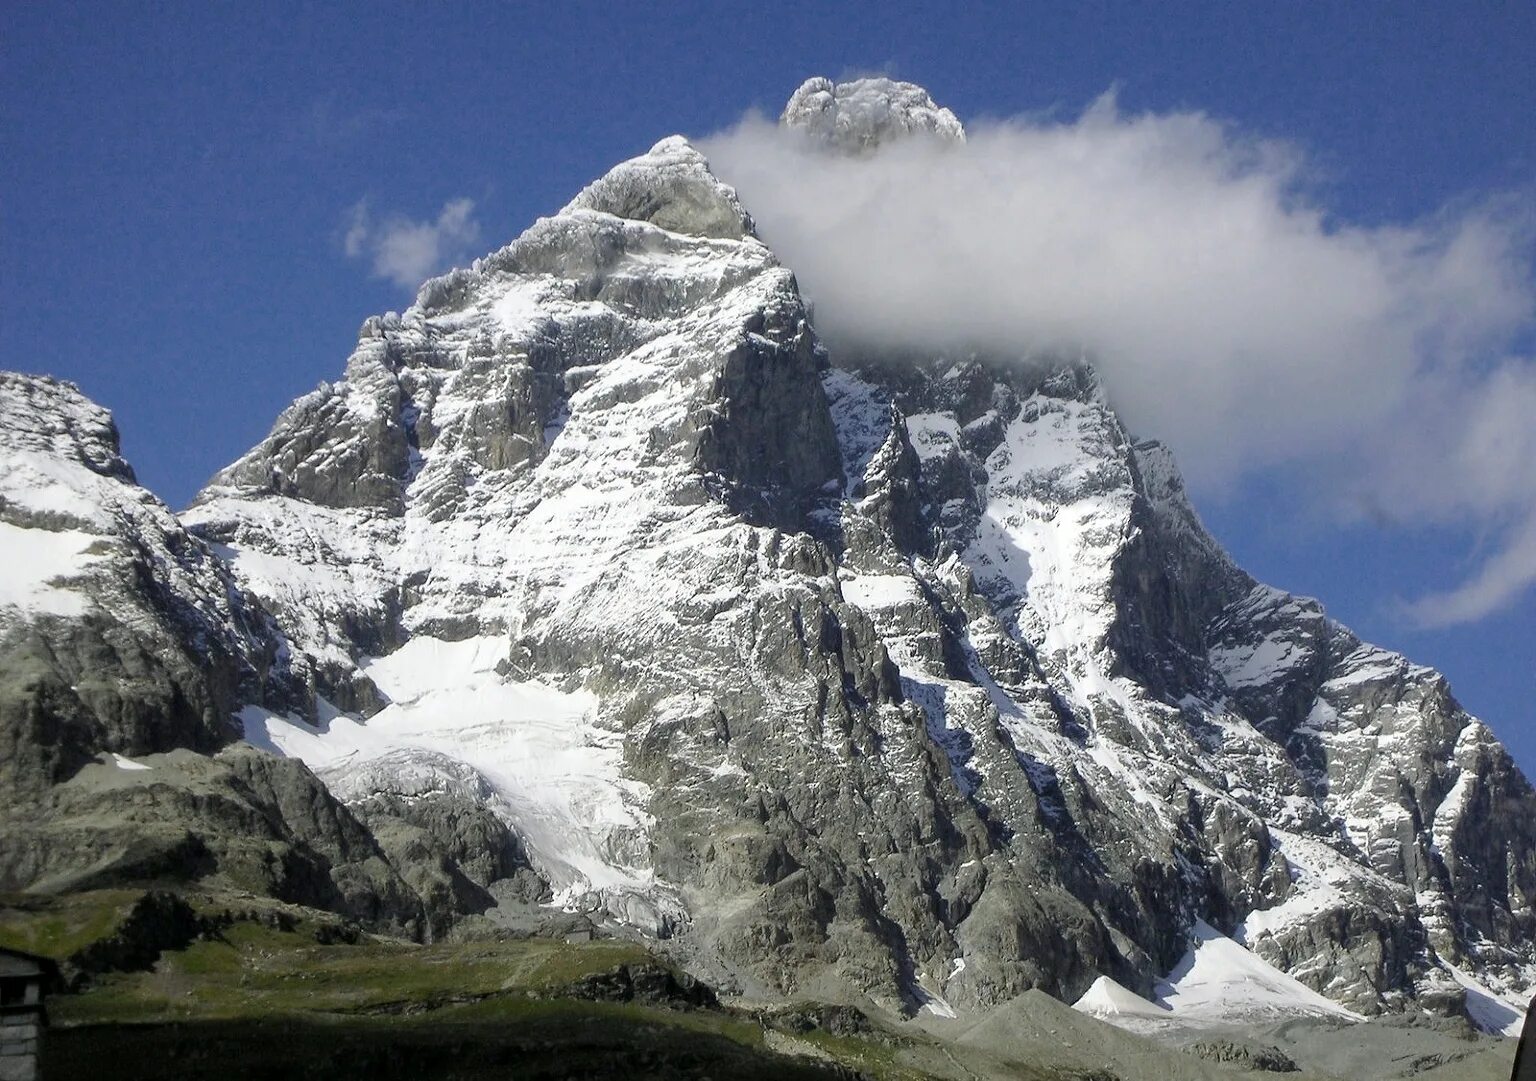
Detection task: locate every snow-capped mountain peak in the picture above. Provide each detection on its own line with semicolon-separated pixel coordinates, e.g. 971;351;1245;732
782;75;966;151
2;79;1531;1038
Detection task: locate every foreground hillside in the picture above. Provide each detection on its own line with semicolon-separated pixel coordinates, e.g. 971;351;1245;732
3;889;1517;1080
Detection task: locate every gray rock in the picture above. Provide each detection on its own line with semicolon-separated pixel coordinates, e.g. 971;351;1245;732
1186;1038;1298;1072
0;374;298;804
563;136;755;240
0;376;538;942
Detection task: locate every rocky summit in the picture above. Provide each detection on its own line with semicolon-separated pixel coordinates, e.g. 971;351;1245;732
2;76;1532;1059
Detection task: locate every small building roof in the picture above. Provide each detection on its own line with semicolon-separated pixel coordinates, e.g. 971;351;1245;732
0;946;59;980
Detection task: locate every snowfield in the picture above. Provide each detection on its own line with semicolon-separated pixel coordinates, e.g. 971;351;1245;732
1073;920;1361;1034
1156;919;1362;1024
241;635;668;920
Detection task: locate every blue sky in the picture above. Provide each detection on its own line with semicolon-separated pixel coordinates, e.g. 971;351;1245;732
4;3;1533;770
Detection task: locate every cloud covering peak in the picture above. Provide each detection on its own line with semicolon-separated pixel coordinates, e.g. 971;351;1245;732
701;81;1536;625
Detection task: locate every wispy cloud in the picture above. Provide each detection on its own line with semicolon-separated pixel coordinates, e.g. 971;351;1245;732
1403;514;1536;628
1388;365;1536;628
300;97;407;151
342;197;481;289
701;93;1536;625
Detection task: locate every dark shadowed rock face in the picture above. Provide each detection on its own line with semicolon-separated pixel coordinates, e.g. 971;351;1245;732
3;78;1532;1030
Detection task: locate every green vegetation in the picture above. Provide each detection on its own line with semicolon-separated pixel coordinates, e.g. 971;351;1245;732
57;930;660;1025
3;890;941;1079
0;888;142;959
797;1029;931;1081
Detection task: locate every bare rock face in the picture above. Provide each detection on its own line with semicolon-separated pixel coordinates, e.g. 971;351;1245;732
0;742;429;934
0;373;293;800
3;78;1532;1031
0;376;521;939
322;750;549;934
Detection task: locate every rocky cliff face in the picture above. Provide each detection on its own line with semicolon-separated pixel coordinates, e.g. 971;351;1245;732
2;78;1531;1031
0;375;536;937
0;372;294;798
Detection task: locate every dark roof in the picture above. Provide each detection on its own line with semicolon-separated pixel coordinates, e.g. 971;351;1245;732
0;946;59;980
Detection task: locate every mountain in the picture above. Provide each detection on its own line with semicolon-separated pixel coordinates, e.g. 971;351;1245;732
2;77;1532;1046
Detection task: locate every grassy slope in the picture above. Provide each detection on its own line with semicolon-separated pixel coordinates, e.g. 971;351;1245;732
1;890;959;1081
3;890;1517;1081
0;888;145;958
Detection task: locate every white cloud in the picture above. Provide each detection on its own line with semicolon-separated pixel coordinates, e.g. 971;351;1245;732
1386;365;1536;627
1403;512;1536;628
700;94;1536;624
343;197;480;288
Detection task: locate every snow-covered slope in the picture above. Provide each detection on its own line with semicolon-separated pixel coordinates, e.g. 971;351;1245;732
1156;919;1362;1025
241;635;664;923
3;78;1532;1035
1073;974;1174;1024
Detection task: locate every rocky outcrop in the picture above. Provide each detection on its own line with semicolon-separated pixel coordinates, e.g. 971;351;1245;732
1186;1039;1298;1073
566;962;719;1008
0;376;543;941
58;891;206;987
564;136;756;240
323;750;550;934
0;746;427;933
0;374;296;803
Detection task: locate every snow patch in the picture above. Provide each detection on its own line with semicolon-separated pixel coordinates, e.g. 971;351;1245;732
842;573;921;611
0;521;102;617
822;368;890;493
904;412;961;461
1073;975;1171;1020
242;635;664;919
0;451;117;527
489;283;552;338
914;982;958;1019
1156;919;1362;1024
1209;636;1306;689
1445;963;1527;1037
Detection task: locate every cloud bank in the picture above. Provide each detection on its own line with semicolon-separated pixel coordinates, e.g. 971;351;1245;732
344;197;481;288
700;95;1536;626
